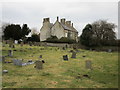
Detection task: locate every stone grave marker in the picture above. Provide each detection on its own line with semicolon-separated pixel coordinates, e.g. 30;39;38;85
11;44;15;48
62;47;65;50
39;55;42;58
8;50;13;57
108;49;112;52
29;42;32;46
13;59;23;66
63;55;68;61
2;44;5;47
20;42;24;47
14;40;18;44
3;70;8;73
71;51;76;58
2;56;5;63
35;60;43;69
0;56;5;63
85;60;92;69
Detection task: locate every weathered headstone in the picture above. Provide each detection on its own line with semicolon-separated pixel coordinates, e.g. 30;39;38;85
14;40;18;44
108;49;112;52
3;70;8;73
12;44;15;48
69;50;73;53
85;60;92;69
65;45;68;48
63;55;68;61
29;42;32;46
62;47;65;50
35;60;43;69
71;51;76;58
39;55;42;58
83;55;86;58
13;59;22;66
0;56;5;63
20;42;24;47
8;50;13;57
2;44;5;47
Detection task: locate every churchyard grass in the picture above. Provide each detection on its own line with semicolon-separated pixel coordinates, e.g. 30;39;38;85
1;43;118;88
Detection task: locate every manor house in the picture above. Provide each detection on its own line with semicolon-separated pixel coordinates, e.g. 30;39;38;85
40;17;78;42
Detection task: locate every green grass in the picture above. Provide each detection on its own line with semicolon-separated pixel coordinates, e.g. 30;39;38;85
1;43;118;88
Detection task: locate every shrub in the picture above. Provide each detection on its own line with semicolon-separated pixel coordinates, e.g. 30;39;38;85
45;36;76;44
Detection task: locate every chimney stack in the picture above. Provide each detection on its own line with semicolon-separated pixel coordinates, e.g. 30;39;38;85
72;23;73;27
57;16;59;21
66;21;71;26
43;18;50;23
61;18;66;24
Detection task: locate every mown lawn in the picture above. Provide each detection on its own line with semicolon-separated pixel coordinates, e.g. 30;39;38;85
1;43;118;88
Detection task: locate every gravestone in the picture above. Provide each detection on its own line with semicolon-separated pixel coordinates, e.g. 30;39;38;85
65;45;68;48
62;47;65;50
39;55;42;58
28;60;32;62
29;42;32;46
83;55;86;58
3;70;8;73
108;49;112;52
13;59;23;66
71;51;76;58
2;44;5;47
69;50;73;53
35;60;43;69
14;40;18;44
63;55;68;61
12;44;15;48
8;50;13;57
0;56;5;63
85;60;92;69
20;42;23;47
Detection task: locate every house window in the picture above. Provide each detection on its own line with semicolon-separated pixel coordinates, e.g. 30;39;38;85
65;33;67;37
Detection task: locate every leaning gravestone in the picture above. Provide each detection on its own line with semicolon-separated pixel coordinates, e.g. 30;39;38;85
35;60;43;69
85;60;92;69
71;51;76;58
8;50;13;57
63;55;68;61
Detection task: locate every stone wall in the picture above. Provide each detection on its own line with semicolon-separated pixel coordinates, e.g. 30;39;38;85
40;42;74;48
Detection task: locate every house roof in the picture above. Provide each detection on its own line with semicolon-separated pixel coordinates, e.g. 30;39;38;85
50;23;53;28
60;22;78;32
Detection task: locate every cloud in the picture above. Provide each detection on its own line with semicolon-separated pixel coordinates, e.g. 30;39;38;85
1;2;118;38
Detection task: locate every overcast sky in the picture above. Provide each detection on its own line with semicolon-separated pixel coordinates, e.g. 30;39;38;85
1;1;119;38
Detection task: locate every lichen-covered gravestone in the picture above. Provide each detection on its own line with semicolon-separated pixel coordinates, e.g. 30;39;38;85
63;55;68;61
85;60;92;69
71;51;76;58
35;60;43;69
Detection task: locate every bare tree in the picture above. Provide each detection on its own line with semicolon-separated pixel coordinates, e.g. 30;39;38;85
92;20;117;45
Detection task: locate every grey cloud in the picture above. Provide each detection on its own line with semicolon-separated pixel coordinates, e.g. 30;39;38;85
2;2;118;38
